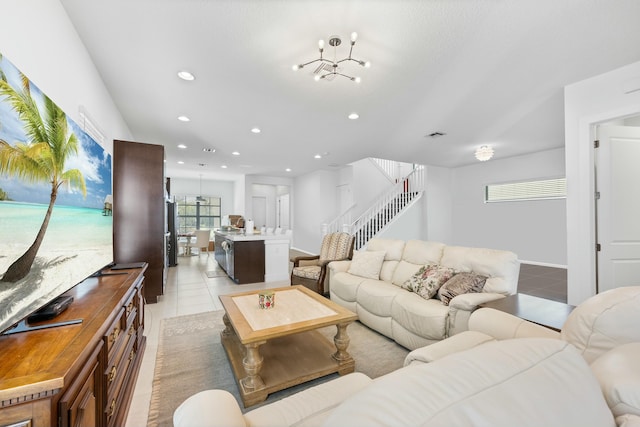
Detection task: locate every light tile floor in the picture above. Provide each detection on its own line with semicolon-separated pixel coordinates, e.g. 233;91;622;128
124;253;287;427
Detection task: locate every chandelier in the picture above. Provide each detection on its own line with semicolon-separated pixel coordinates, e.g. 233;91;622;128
292;32;370;83
475;145;494;161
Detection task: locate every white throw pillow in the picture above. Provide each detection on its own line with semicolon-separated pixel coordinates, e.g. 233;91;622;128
347;250;386;280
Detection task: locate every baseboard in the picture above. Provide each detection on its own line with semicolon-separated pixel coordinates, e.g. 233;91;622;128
519;260;567;269
290;247;314;255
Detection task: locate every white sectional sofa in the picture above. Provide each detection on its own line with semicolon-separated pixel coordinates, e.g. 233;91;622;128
173;286;640;427
328;238;520;349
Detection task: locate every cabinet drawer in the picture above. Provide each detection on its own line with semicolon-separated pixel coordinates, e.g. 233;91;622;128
103;307;126;358
104;339;138;427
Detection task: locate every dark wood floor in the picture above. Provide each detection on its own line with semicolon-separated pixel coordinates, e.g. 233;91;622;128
518;263;567;303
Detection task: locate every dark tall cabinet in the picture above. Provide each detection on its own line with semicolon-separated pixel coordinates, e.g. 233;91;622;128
113;140;166;303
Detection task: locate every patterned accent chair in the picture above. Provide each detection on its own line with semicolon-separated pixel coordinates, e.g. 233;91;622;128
291;232;355;295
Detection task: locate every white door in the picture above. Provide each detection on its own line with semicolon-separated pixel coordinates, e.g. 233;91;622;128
277;194;290;229
595;125;640;292
252;196;267;229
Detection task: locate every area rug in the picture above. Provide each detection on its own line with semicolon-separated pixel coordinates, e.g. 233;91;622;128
147;310;408;427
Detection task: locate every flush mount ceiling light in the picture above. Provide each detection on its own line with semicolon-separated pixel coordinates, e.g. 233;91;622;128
475;145;494;161
293;32;370;83
177;70;195;81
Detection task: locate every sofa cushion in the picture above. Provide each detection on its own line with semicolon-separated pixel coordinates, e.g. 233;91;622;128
560;286;640;363
391;292;450;340
401;240;445;265
402;264;456;300
366;238;405;261
379;260;399;283
391;260;423;287
590;342;640;418
292;265;321;280
330;271;367;303
318;232;353;264
245;372;373;427
440;245;519;295
322;339;616;427
357;280;404;317
347;250;386;279
438;272;487;305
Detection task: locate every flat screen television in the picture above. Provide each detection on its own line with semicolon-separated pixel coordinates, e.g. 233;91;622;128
0;53;113;335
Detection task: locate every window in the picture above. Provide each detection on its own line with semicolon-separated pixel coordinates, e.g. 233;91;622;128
175;195;221;233
485;178;566;203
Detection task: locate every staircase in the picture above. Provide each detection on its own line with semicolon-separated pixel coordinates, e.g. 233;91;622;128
324;164;425;249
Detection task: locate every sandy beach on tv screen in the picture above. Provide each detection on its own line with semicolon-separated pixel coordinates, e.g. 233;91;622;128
0;244;112;331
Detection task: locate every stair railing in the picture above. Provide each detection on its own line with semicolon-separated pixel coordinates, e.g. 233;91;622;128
349;165;425;249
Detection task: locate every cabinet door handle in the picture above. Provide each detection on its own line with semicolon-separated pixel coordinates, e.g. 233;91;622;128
108;398;116;417
108;366;117;383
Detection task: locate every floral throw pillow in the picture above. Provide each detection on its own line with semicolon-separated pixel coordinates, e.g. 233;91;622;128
402;264;456;300
438;272;488;306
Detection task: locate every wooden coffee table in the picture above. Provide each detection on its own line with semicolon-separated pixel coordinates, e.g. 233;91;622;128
219;285;358;407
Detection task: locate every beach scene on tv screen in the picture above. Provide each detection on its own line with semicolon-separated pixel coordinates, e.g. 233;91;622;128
0;53;112;333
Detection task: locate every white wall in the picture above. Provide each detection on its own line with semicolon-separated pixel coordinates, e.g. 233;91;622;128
565;60;640;305
293;170;338;253
1;1;132;154
352;159;395;217
451;148;567;265
425;166;453;243
169;177;235;217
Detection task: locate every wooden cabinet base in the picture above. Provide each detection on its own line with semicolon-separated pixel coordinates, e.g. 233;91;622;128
0;265;147;427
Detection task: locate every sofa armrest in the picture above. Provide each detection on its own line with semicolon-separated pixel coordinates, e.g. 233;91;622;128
617;414;640;427
328;260;351;274
448;292;506;311
174;390;247;427
469;308;560;340
403;330;496;366
292;255;320;267
446;293;507;336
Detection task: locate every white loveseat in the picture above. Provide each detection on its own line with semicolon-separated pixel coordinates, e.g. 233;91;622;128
173;287;640;427
328;238;520;349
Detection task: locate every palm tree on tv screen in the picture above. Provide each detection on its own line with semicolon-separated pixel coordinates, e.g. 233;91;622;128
0;71;86;283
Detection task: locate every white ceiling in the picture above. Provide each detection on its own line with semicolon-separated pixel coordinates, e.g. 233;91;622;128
59;0;640;181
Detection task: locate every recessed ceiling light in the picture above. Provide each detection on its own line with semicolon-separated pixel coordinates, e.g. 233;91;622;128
285;168;292;172
177;70;195;81
314;154;322;159
232;151;240;156
203;147;216;153
178;115;190;122
221;165;228;169
177;160;184;164
177;144;187;149
251;127;261;134
348;113;359;120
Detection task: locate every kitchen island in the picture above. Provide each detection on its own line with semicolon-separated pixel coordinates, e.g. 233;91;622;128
214;230;291;284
